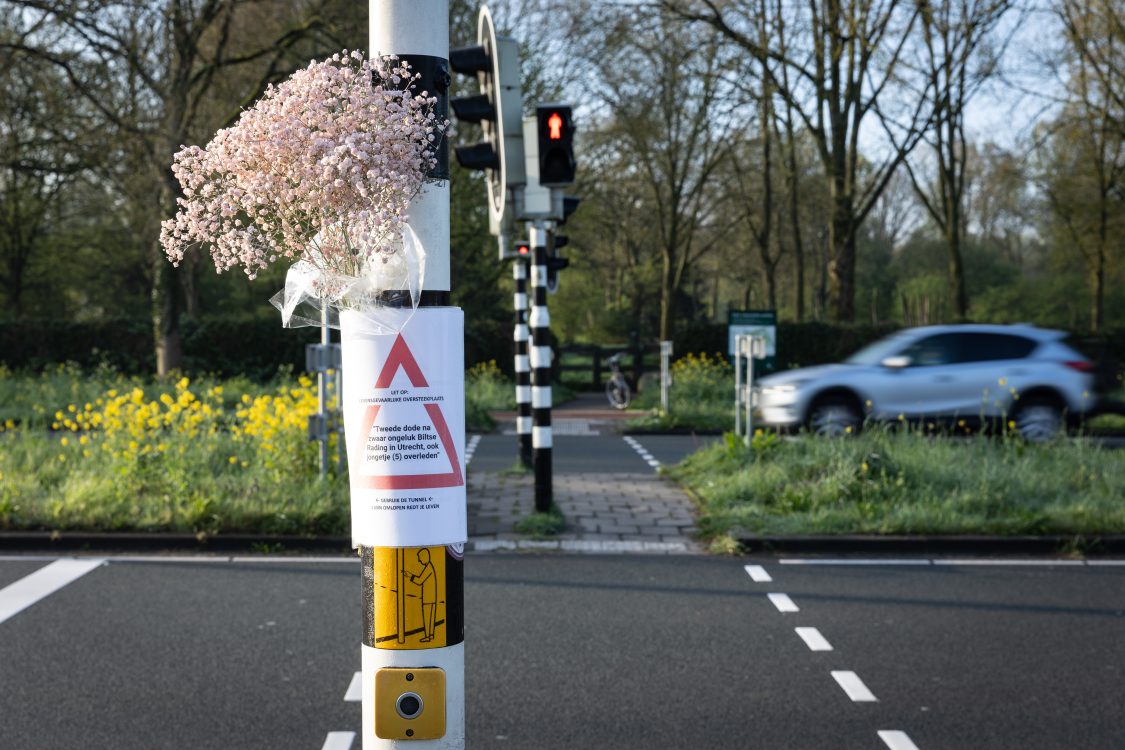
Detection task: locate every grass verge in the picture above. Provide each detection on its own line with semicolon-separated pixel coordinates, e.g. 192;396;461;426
666;429;1125;539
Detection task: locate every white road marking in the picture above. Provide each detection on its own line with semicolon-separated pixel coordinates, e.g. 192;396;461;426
320;731;356;750
779;559;932;566
795;627;833;651
1087;560;1125;566
931;559;1085;567
878;730;921;749
0;558;104;626
622;436;661;470
832;670;878;702
344;671;362;702
744;564;772;582
767;593;799;612
465;434;482;465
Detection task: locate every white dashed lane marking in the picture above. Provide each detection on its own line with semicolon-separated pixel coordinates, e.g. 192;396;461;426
767;592;799;613
744;564;772;582
878;730;922;750
795;627;833;652
0;558;104;626
465;434;482;466
831;670;878;702
320;731;355;750
344;671;362;702
622;436;662;470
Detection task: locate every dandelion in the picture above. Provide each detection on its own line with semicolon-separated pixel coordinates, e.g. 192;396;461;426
998;377;1007;386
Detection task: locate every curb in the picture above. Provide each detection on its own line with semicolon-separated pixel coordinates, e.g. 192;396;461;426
2;531;1123;557
0;531;353;554
735;533;1125;556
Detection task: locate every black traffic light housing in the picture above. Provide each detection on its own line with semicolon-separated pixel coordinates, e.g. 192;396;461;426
536;104;576;187
448;7;524;231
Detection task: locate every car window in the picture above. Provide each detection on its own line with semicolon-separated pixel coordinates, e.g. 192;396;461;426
898;334;960;367
956;333;1037;363
845;332;915;365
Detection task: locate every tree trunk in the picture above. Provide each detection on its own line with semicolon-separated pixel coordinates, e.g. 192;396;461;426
947;223;967;320
828;192;856;321
659;252;674;341
1092;253;1104;332
155;161;185;375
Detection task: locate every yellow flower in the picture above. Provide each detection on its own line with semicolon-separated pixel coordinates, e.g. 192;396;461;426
58;454;66;462
998;377;1007;386
229;456;238;464
845;426;853;433
1008;420;1016;429
79;435;90;445
861;462;869;473
60;437;69;446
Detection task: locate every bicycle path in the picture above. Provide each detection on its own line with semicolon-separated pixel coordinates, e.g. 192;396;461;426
467;393;709;554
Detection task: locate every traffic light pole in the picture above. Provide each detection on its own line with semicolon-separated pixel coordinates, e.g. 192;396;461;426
529;221;553;512
513;256;533;469
363;2;464;748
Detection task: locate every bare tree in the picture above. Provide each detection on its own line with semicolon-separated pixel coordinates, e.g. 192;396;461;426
575;5;739;339
2;0;358;373
665;0;931;322
902;0;1015;320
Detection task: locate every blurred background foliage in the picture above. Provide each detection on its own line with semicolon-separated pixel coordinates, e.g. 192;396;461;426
0;0;1122;382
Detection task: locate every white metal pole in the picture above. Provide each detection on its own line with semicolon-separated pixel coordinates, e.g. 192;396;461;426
734;335;743;439
364;4;463;749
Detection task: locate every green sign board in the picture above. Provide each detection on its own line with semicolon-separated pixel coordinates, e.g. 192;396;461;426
728;310;777;372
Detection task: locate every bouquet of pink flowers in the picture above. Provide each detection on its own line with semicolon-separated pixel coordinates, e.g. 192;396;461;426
160;50;444;320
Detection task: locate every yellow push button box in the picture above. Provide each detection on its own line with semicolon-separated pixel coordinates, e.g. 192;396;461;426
374;667;446;740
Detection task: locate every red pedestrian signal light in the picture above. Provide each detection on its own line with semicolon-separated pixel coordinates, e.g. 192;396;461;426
536;104;576;187
548;112;563;140
517;243;530;256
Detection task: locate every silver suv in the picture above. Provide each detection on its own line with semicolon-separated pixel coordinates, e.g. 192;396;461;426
755;324;1100;441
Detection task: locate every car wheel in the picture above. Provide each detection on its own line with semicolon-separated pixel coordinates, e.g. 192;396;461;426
1014;399;1064;443
808;397;862;437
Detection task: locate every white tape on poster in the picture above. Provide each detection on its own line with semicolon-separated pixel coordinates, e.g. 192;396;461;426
341;307;467;548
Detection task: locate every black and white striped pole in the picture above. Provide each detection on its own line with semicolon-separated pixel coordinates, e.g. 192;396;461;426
529;222;553;512
356;2;465;748
513;249;533;469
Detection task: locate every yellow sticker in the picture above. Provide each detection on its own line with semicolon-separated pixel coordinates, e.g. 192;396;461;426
368;545;455;650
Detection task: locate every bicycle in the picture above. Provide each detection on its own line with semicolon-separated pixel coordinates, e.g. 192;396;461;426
605;353;631;410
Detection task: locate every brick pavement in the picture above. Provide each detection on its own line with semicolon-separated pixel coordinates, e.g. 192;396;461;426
466;469;704;554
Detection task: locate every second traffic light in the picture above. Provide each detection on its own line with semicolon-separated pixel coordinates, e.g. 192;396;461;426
536;104;576;187
449;6;525;230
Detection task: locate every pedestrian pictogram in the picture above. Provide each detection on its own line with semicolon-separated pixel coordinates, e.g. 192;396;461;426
362;545;464;652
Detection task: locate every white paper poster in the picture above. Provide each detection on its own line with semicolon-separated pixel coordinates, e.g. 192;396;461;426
340;307;467;548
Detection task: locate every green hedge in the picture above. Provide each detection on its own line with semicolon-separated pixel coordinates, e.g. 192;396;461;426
2;316;1121;384
0;317;318;379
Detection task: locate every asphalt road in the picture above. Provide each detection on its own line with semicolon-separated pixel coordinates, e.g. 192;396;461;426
1;554;1122;749
467;432;719;474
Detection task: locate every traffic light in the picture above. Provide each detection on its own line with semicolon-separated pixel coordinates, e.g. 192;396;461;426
559;196;580;225
516;240;530;257
536;104;576;187
545;256;569;293
449;6;526;230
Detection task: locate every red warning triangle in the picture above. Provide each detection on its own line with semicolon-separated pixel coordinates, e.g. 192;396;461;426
352;334;463;490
